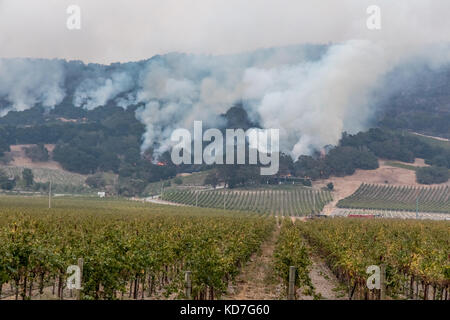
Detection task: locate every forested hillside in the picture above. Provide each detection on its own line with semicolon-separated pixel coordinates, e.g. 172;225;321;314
0;49;449;194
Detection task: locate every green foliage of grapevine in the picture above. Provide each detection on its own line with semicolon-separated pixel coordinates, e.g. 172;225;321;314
273;220;315;298
162;188;333;216
0;196;274;300
298;218;450;299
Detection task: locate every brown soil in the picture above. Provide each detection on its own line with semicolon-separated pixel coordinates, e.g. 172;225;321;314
143;197;188;207
298;254;345;300
6;144;62;170
224;220;344;300
224;225;283;300
176;173;192;177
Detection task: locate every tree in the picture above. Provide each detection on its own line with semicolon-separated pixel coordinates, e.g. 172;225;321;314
86;173;106;189
118;178;146;196
327;182;334;191
0;170;14;190
173;177;183;185
204;172;219;188
22;168;34;187
217;165;259;189
301;179;312;187
416;166;449;185
24;144;49;162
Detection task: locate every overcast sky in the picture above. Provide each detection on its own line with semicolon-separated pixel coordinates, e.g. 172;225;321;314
0;0;449;64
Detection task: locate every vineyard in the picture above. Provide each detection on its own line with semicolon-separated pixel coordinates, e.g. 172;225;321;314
0;196;274;300
0;166;87;187
161;188;332;216
297;218;450;300
337;184;450;214
273;220;316;299
331;208;450;221
0;195;448;301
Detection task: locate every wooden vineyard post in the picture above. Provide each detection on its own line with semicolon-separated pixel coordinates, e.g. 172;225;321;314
288;266;296;300
380;264;386;300
48;180;52;209
77;258;84;300
185;271;192;299
313;191;316;216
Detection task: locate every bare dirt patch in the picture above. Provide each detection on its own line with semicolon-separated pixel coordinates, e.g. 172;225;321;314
142;197;189;207
224;226;283;300
6;144;62;170
298;255;345;300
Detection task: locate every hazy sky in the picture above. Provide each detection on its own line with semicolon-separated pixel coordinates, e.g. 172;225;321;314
0;0;449;64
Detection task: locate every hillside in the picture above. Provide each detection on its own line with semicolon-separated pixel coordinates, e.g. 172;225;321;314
315;158;450;215
0;48;449;196
5;144;61;169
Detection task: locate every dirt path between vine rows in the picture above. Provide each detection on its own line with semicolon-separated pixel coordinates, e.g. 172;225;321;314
144;197;188;206
298;254;346;300
224;218;345;300
294;218;345;300
223;224;283;300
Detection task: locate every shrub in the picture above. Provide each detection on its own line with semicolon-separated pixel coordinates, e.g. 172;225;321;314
416;166;449;184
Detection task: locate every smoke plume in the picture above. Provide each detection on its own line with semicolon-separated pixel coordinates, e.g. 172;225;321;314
0;42;449;160
0;59;65;116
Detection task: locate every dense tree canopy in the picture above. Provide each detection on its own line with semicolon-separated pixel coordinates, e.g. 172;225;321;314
416;166;450;185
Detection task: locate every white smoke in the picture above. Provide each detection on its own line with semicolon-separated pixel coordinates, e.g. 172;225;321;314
133;41;450;160
74;72;134;110
134;55;244;154
0;42;448;162
131;41;381;158
0;58;65;116
244;40;395;159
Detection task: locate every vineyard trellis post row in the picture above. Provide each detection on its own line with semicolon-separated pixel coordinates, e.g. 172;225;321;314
48;180;52;209
416;193;418;219
380;264;386;300
77;258;84;300
185;271;192;299
288;266;296;300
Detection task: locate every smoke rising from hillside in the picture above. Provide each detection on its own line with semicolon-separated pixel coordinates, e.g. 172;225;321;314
0;1;449;159
74;72;135;110
133;42;392;158
0;42;449;160
254;43;384;158
0;59;65;116
126;42;450;159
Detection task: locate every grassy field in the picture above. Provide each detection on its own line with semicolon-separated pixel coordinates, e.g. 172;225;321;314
384;161;450;174
0;166;87;185
0;166;90;193
383;162;419;171
408;132;450;151
143;170;215;196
